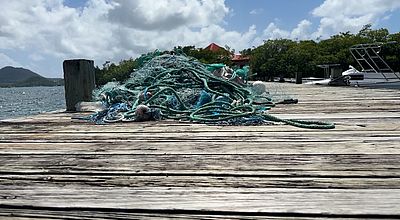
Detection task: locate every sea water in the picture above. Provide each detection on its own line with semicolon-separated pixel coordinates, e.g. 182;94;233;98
0;86;65;120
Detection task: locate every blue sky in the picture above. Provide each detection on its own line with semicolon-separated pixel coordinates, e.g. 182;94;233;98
64;0;86;7
1;0;399;78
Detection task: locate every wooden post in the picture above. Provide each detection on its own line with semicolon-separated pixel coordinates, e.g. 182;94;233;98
63;59;95;112
295;72;302;84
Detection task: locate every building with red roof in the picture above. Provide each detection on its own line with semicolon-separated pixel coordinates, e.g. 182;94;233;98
204;43;226;52
232;54;250;67
204;43;250;67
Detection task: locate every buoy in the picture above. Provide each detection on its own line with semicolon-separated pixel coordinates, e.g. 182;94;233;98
252;81;267;95
135;104;151;122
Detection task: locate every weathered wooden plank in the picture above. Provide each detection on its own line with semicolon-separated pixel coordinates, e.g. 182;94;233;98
0;124;398;133
2;175;400;189
1;119;399;141
2;129;400;138
2;111;400;124
0;129;398;146
1;154;400;177
0;140;399;155
1;185;400;216
1;121;400;134
0;207;369;220
1;134;399;143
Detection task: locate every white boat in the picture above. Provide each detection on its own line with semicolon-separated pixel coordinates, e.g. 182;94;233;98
305;42;400;88
345;42;400;88
344;69;400;88
304;78;332;85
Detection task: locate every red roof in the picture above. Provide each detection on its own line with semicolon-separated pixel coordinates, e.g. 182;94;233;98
232;54;250;61
205;43;225;52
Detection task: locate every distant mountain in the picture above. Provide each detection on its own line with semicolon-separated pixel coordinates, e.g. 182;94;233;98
0;66;64;87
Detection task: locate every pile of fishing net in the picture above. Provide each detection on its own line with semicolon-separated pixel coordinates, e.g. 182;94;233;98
87;51;334;129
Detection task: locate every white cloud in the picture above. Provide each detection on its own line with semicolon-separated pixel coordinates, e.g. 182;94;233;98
255;0;400;43
0;0;254;77
29;53;45;62
0;0;115;59
263;23;290;39
0;0;399;77
291;20;312;40
254;19;312;44
250;8;263;15
312;0;400;38
108;0;229;30
0;53;20;67
382;15;392;21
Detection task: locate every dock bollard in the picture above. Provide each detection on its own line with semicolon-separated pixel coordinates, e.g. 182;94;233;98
63;59;95;112
295;72;302;84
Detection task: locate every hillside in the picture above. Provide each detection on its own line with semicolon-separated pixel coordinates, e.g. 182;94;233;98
0;66;63;87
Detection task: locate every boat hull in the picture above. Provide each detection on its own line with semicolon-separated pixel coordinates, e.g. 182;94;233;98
349;72;400;89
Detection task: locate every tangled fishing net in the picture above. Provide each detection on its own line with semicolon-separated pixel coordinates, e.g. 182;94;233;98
87;51;334;129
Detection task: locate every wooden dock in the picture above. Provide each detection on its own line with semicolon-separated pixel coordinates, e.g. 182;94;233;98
1;83;400;219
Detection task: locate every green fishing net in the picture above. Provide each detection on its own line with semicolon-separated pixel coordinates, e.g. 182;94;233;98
89;51;334;129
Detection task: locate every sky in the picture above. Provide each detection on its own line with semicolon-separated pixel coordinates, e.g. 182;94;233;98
1;0;400;78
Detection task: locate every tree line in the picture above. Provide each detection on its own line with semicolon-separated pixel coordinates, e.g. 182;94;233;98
247;24;400;81
95;45;235;86
95;24;400;85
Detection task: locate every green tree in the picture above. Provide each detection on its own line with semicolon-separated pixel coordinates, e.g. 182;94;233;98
286;40;319;78
250;39;296;81
95;58;138;86
358;24;390;42
179;45;234;66
383;33;400;72
249;27;399;80
96;26;399;85
239;48;252;56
